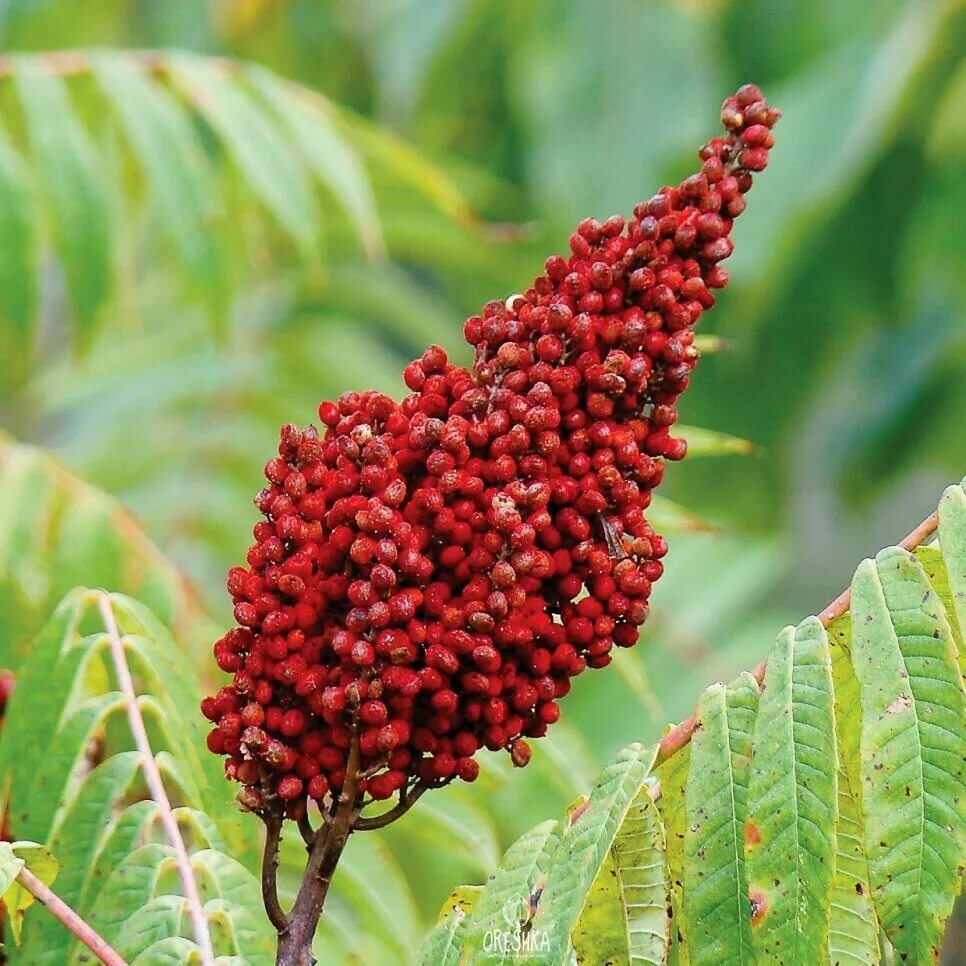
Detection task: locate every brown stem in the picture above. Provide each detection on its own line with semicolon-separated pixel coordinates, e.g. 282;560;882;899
648;506;941;795
297;812;317;849
275;724;363;966
355;783;428;831
17;865;127;966
261;804;288;933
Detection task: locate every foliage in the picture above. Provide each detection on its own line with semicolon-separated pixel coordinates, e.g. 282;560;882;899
419;478;966;964
0;2;962;962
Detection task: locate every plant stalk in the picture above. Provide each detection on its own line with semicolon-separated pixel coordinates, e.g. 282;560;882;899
274;725;362;966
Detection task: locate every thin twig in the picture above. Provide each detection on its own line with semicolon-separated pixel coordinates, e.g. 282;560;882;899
297;812;317;849
647;506;942;797
96;593;215;966
355;783;428;831
261;805;288;932
17;865;127;966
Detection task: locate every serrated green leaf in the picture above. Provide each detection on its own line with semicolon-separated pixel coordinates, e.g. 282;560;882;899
533;743;658;959
655;744;690;966
13;57;111;345
744;618;838;964
20;752;143;963
188;849;274;959
167;53;318;258
92;52;227;324
81;843;176;950
913;546;960;644
828;766;879;966
463;819;560;964
22;692;126;843
850;548;966;963
683;672;759;965
0;592;89;831
113;893;190;959
573;786;668;965
130;935;203;965
248;66;383;258
417;909;466;966
827;606;880;966
71;799;158;929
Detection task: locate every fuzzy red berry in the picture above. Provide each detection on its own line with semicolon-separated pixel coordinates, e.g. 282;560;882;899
201;86;778;816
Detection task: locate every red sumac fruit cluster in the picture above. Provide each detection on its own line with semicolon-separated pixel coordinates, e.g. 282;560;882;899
202;85;779;817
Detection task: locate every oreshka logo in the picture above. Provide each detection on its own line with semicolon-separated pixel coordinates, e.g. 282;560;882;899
479;894;551;959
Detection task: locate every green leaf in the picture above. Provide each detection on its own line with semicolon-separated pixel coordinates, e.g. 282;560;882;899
20;752;143;962
655;745;690;966
438;884;483;921
573;788;668;965
21;692;127;843
648;495;718;535
744;618;838;964
334;107;473;225
937;478;966;669
335;834;422;962
416;909;466;966
92;52;227;324
0;841;58;945
461;819;560;963
167;53;319;258
0;118;35;369
683;672;759;965
0;438;211;672
130;936;204;965
247;66;383;258
0;842;23;896
677;426;755;458
401;787;501;875
849;548;966;962
828;768;879;966
72;799;159;925
13;56;111;345
827;605;880;966
188;850;274;961
81;843;175;951
113;893;190;960
533;743;658;959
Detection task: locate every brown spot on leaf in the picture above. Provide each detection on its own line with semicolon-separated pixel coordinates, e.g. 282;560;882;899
749;890;768;927
885;694;911;715
745;822;762;848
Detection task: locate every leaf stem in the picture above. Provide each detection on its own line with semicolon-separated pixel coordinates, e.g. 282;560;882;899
96;592;214;966
16;865;127;966
648;506;941;791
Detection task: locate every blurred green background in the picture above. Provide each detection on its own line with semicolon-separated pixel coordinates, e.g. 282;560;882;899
0;0;963;958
